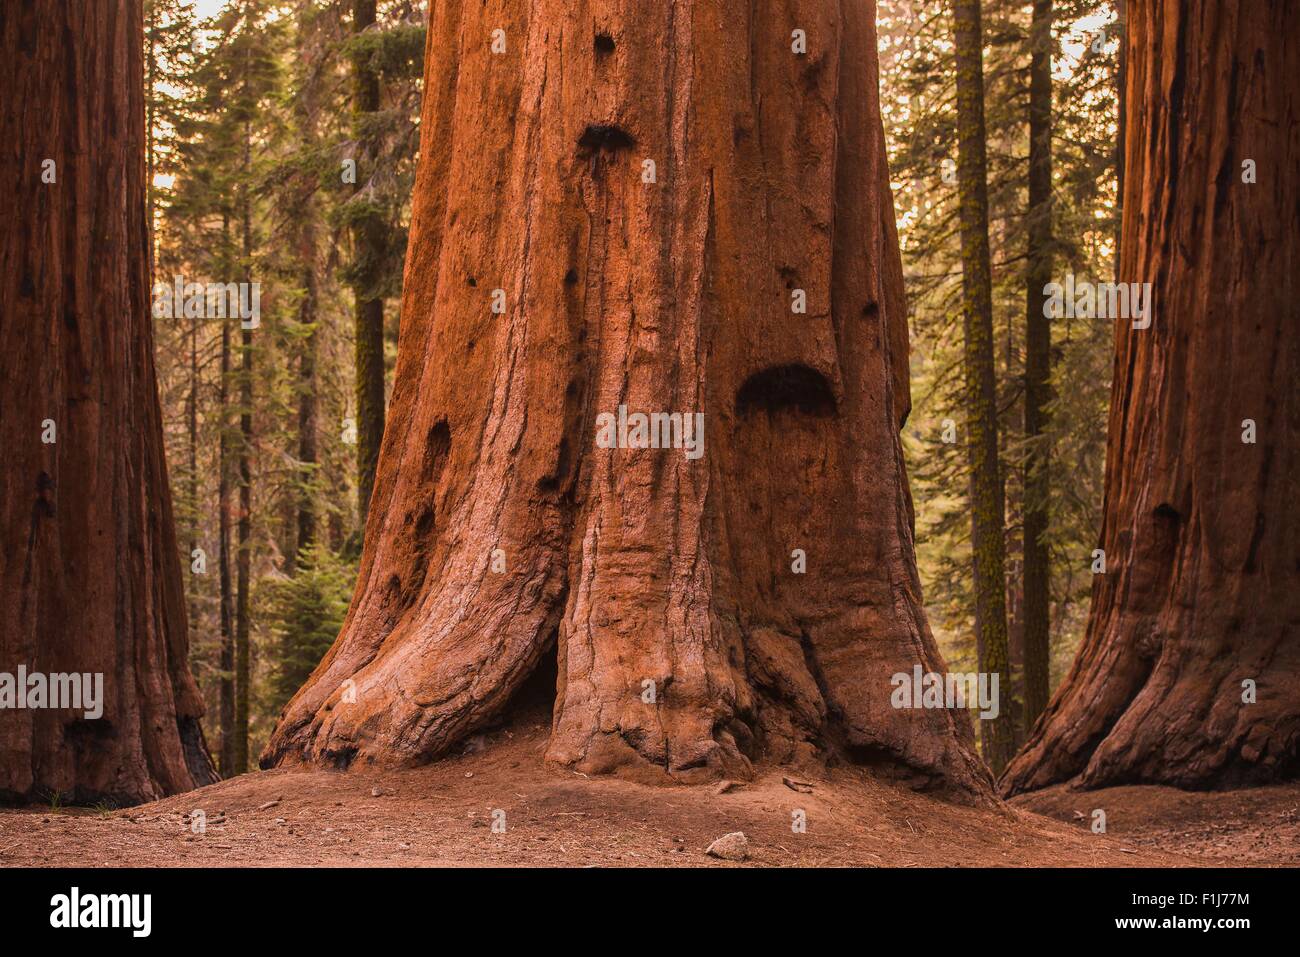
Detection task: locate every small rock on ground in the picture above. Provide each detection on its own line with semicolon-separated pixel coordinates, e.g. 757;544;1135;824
705;831;749;861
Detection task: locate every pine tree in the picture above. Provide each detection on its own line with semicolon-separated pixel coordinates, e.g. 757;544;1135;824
150;0;424;765
348;0;387;532
953;0;1014;772
879;0;1120;744
1020;0;1054;730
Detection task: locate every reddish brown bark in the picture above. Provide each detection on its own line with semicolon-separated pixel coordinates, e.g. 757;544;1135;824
0;0;217;804
1003;0;1299;793
265;0;991;800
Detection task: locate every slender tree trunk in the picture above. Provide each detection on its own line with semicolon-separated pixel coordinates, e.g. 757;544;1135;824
351;0;386;531
296;210;320;559
264;0;993;802
1003;0;1300;793
188;315;200;628
145;1;158;273
217;215;236;775
1021;0;1053;732
1114;0;1126;268
953;0;1014;773
233;123;254;776
0;0;216;805
294;25;321;564
235;349;251;776
1006;565;1025;746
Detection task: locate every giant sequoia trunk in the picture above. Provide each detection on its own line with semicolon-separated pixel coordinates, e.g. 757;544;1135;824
0;0;217;804
265;0;991;799
1003;0;1299;794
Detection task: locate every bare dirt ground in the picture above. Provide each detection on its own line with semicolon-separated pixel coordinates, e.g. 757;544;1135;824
1009;780;1300;867
2;707;1295;868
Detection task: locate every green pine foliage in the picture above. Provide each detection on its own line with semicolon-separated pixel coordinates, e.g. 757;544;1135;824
878;0;1120;711
148;0;423;764
259;542;357;718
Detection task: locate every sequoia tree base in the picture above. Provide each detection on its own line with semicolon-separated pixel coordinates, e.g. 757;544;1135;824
264;0;993;805
1001;0;1299;796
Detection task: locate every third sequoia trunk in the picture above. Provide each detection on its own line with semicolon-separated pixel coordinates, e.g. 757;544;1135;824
264;0;991;798
1002;0;1299;793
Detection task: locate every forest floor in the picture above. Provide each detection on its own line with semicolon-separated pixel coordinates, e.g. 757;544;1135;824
2;702;1296;868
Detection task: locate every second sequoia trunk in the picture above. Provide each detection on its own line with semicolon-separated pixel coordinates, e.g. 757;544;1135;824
1002;0;1299;794
265;0;990;798
0;0;217;804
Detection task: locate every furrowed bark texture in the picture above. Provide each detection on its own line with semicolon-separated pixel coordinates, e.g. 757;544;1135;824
0;0;218;804
265;0;991;799
1003;0;1299;794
